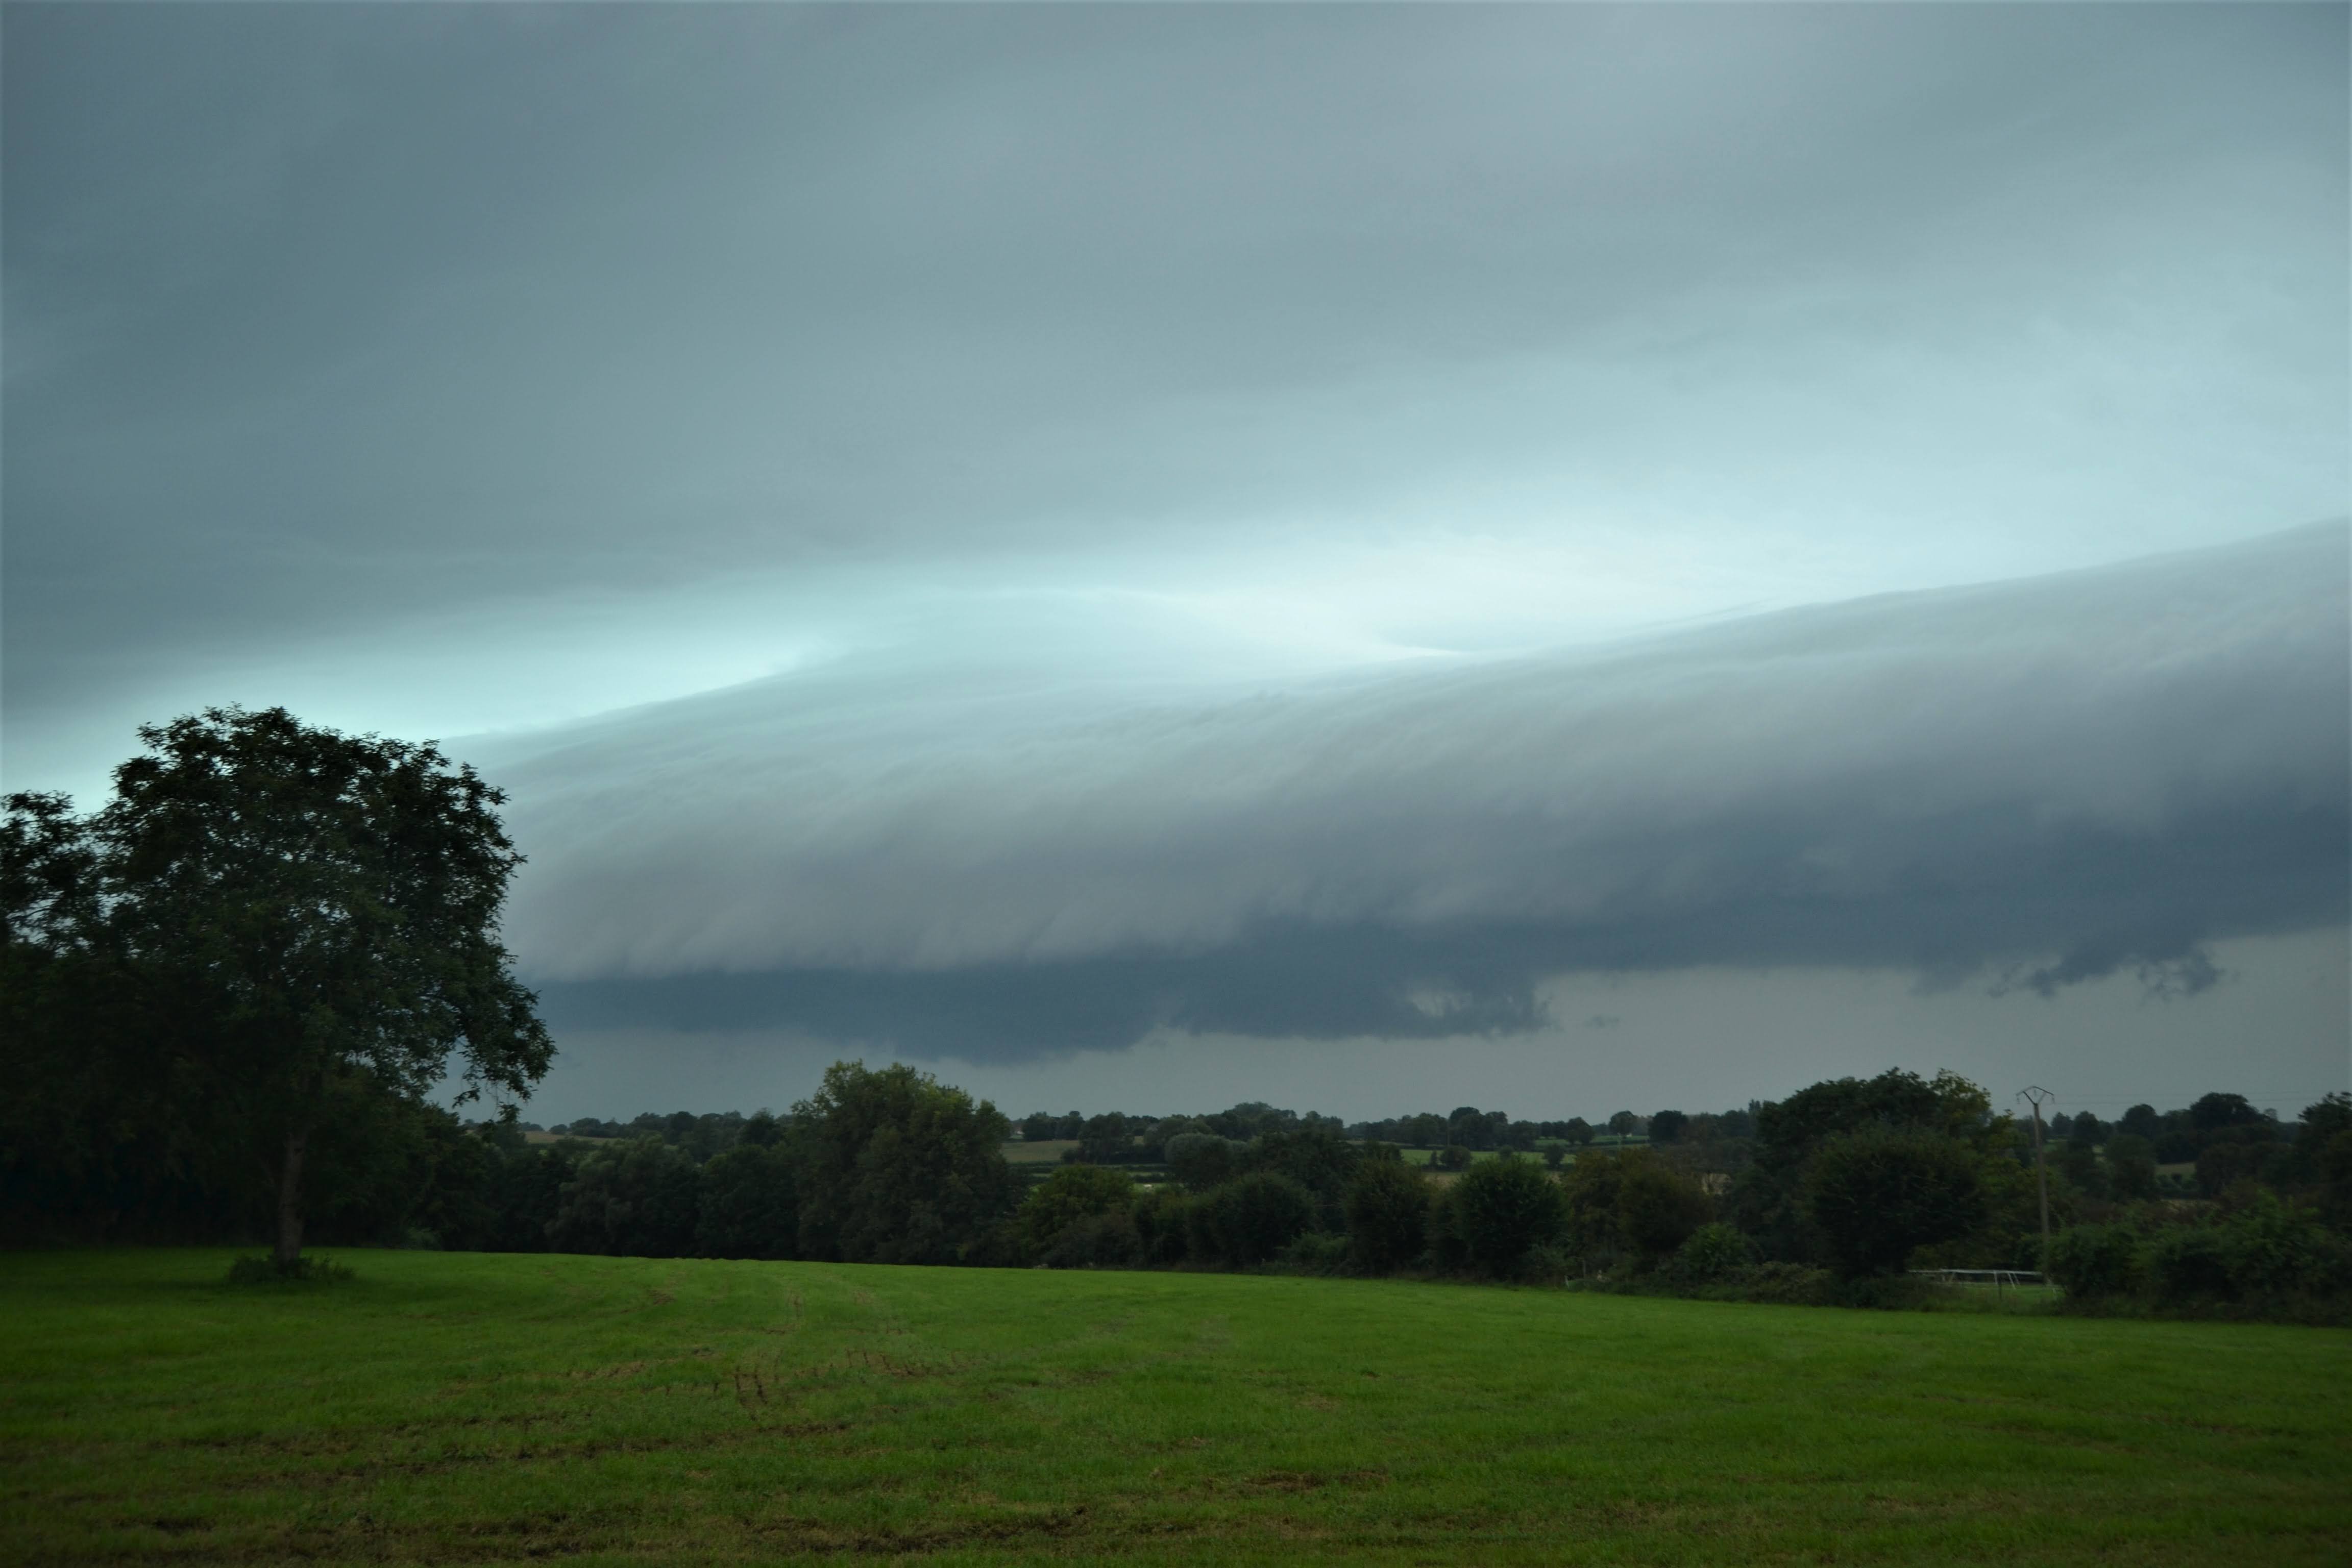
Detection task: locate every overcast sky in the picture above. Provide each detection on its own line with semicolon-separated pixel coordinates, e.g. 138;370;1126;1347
6;5;2346;1123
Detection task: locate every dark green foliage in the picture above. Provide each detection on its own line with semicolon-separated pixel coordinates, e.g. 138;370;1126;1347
2104;1135;2159;1202
1616;1159;1712;1263
1163;1132;1238;1192
2196;1135;2273;1196
1131;1186;1196;1265
5;710;553;1267
547;1139;701;1258
1452;1155;1565;1277
1040;1210;1144;1268
1344;1157;1428;1273
1434;1145;1473;1170
1018;1163;1136;1258
1670;1222;1757;1284
1560;1147;1635;1262
2189;1093;2262;1134
1238;1124;1362;1228
791;1061;1018;1265
694;1144;797;1259
2042;1224;2143;1300
1070;1112;1139;1164
1190;1172;1314;1266
480;1145;579;1253
1736;1068;1997;1266
2151;1228;2236;1303
2053;1140;2106;1199
2218;1194;2352;1298
1806;1128;1984;1277
1649;1110;1688;1145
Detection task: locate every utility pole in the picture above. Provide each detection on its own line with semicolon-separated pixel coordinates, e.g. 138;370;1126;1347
2019;1087;2054;1258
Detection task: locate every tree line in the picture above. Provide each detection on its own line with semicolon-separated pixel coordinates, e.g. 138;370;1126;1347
7;708;2346;1315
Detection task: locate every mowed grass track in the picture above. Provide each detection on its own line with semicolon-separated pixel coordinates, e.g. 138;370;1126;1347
2;1252;2345;1565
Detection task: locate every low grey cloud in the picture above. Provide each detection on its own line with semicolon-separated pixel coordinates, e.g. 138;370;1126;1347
501;523;2349;1062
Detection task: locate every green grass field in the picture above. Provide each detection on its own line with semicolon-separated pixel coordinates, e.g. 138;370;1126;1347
3;1251;2345;1565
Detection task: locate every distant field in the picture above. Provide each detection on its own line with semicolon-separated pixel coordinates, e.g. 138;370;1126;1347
3;1252;2345;1565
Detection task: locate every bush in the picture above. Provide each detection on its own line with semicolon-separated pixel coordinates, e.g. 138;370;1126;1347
1806;1129;1984;1277
1618;1160;1711;1264
2042;1223;2143;1301
1344;1159;1429;1274
1453;1156;1566;1277
1018;1164;1136;1259
1520;1242;1571;1285
2221;1194;2352;1298
2151;1228;2235;1303
1283;1232;1352;1272
1131;1186;1194;1265
1560;1148;1635;1264
1191;1172;1314;1267
1434;1145;1473;1171
1040;1209;1143;1269
1671;1222;1756;1285
1425;1183;1469;1272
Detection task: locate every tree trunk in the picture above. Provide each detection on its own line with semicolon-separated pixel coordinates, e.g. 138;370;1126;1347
275;1126;309;1271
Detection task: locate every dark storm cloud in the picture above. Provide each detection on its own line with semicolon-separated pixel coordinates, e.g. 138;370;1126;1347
6;4;2345;737
509;524;2349;1062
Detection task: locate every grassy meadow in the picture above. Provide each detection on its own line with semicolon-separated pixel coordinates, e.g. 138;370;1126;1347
3;1250;2345;1565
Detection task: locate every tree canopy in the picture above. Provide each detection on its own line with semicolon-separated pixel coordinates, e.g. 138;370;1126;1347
6;706;551;1267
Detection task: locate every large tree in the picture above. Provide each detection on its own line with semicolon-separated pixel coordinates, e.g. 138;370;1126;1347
791;1060;1017;1264
94;707;552;1269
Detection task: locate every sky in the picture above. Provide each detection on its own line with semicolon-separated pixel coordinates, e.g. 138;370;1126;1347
5;4;2347;1125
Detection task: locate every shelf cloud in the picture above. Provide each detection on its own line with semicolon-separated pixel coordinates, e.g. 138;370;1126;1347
498;522;2348;1062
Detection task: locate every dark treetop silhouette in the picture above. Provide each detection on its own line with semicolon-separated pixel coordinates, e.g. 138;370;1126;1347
11;706;552;1268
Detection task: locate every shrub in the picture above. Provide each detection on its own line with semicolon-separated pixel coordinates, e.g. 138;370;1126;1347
1671;1222;1757;1285
1618;1160;1711;1264
1040;1210;1143;1269
1191;1172;1314;1267
2041;1223;2143;1301
1806;1128;1984;1277
2151;1227;2235;1302
1560;1148;1636;1264
1520;1243;1572;1285
1453;1156;1566;1277
1131;1186;1195;1265
1283;1232;1352;1272
1344;1158;1429;1274
1240;1127;1363;1228
1425;1183;1469;1272
2221;1194;2352;1298
1434;1145;1473;1171
1018;1164;1136;1259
